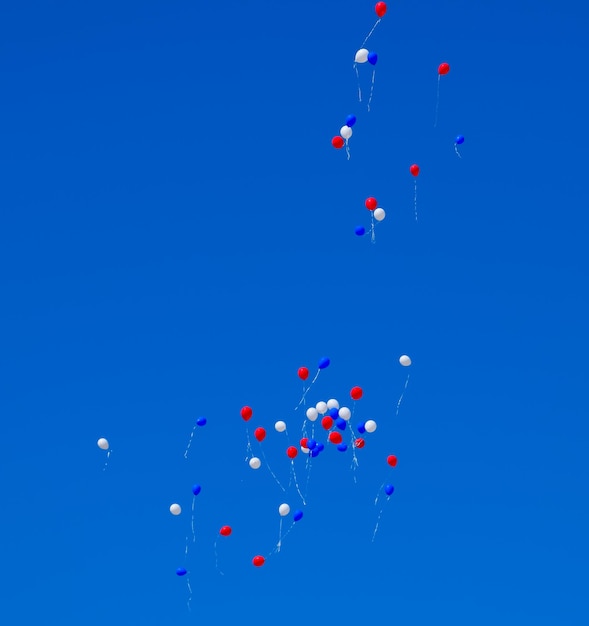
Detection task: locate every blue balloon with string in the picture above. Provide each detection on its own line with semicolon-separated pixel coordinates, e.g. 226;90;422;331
192;484;201;496
346;114;357;127
176;567;187;576
384;484;394;496
368;51;378;65
355;225;366;236
196;416;207;426
455;135;465;145
293;510;304;522
318;356;330;370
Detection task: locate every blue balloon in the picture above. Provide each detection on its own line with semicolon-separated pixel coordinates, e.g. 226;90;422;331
455;135;465;145
335;417;347;430
316;442;325;452
384;484;395;496
307;438;317;450
311;448;320;458
176;567;187;576
318;356;330;370
355;225;366;236
357;422;366;434
346;114;357;127
293;510;304;522
368;51;378;65
196;416;207;426
336;443;348;452
192;484;201;496
328;407;339;418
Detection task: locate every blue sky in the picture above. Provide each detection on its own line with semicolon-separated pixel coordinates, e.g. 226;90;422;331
1;1;588;624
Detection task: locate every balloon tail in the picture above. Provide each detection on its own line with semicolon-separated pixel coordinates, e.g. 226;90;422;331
191;497;196;543
345;139;351;161
214;539;225;576
361;18;381;48
260;446;286;491
354;63;362;102
184;425;196;459
413;180;418;222
295;369;320;410
371;507;385;542
396;373;410;417
367;69;376;111
348;423;359;482
454;144;462;158
186;577;193;611
434;75;441;127
102;449;111;471
290;462;306;505
244;426;253;461
277;517;283;553
374;483;385;506
371;213;376;244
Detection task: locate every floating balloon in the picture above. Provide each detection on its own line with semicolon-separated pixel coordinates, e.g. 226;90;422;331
249;457;261;469
339;406;351;421
438;62;450;75
365;197;377;211
355;48;369;63
327;398;340;410
331;136;345;149
454;135;464;158
321;416;334;430
306;407;318;421
399;355;411;366
300;437;309;449
346;114;357;127
219;525;232;537
329;431;343;445
364;420;377;433
318;357;330;370
357;422;366;434
254;427;266;442
368;51;378;65
274;420;287;432
335;417;347;430
355;225;366;236
279;503;291;516
192;484;202;496
409;166;419;221
354;438;366;449
387;455;398;467
350;386;363;400
316;401;328;414
337;443;348;452
196;416;207;426
340;125;353;140
409;164;420;177
252;555;265;567
97;438;109;450
293;510;303;522
435;63;451;126
307;438;317;450
373;207;385;222
375;2;387;17
241;406;253;421
298;366;309;380
384;484;395;496
176;567;187;576
328;407;339;418
286;446;298;459
170;503;181;516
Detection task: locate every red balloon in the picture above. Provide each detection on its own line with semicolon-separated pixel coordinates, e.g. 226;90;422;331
240;406;253;421
365;196;378;211
298;366;309;381
375;2;387;18
254;427;266;442
438;62;450;75
387;454;398;467
354;437;365;449
219;525;232;536
286;446;298;459
252;555;265;567
328;431;343;445
350;386;363;400
300;437;309;449
321;416;334;430
409;164;420;177
332;136;345;149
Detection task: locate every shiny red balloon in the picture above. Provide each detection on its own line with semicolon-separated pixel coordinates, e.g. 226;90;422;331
219;525;232;536
350;386;363;400
365;196;378;211
298;366;309;381
328;431;343;445
354;437;366;449
321;416;334;430
409;164;420;177
375;2;387;17
252;555;265;567
438;62;450;75
387;454;398;467
286;446;298;459
254;427;266;442
300;437;309;449
240;406;253;421
332;136;345;149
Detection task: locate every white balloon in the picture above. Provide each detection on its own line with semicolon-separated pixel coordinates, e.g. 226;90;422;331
364;419;377;433
373;208;386;222
315;401;328;415
340;125;352;140
97;438;109;450
274;420;287;432
169;503;182;516
326;399;340;410
301;446;310;454
249;457;261;469
306;407;318;422
399;355;412;366
338;406;351;421
355;48;369;63
278;503;291;517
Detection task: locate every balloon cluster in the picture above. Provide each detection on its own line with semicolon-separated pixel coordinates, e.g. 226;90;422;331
331;114;356;151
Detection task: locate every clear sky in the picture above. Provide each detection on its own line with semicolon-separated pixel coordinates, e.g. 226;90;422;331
1;1;588;624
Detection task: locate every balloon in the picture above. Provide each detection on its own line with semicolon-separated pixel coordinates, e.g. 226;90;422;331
97;438;109;450
315;401;328;414
354;438;366;449
300;437;309;449
354;225;366;236
328;407;339;418
318;357;330;370
335;417;347;430
286;446;298;459
339;406;351;421
357;422;366;434
399;354;411;366
409;164;420;177
192;484;202;496
355;48;369;63
254;427;266;442
196;416;207;426
176;567;187;576
321;416;334;430
306;407;318;421
249;457;261;469
387;454;398;467
384;484;395;496
331;136;345;149
350;386;363;400
336;443;348;452
327;398;340;409
373;208;385;222
293;510;303;522
252;555;265;567
274;420;287;432
298;366;309;380
311;448;320;458
375;2;387;17
307;438;317;450
328;431;343;444
279;503;290;516
368;51;378;65
438;62;450;75
365;197;378;211
219;525;232;536
241;406;253;421
364;419;377;433
346;114;357;127
316;442;325;452
455;135;465;145
170;503;181;516
340;125;353;140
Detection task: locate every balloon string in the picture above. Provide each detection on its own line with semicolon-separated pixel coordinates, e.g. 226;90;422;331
361;18;381;49
269;522;295;556
454;144;462;158
354;63;362;102
345;139;351;161
186;577;193;611
371;507;385;542
102;449;111;471
294;369;320;410
396;373;410;417
413;180;418;222
367;69;376;111
260;446;286;491
290;462;306;505
191;497;196;543
374;482;385;506
184;425;196;459
371;213;376;244
434;74;441;127
244;426;253;461
214;538;225;575
348;422;359;482
277;517;283;553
